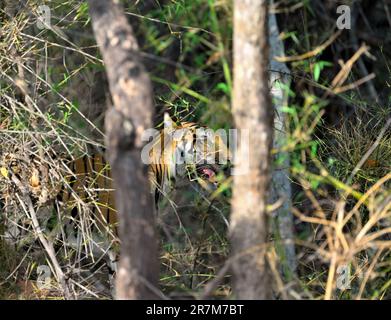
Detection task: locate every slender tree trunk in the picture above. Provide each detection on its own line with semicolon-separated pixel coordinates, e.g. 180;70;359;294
269;7;297;279
88;0;159;299
230;0;273;299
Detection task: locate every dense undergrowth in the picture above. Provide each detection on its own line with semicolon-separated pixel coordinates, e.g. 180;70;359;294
0;0;390;299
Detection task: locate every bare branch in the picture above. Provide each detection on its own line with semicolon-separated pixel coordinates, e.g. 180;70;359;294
11;174;74;299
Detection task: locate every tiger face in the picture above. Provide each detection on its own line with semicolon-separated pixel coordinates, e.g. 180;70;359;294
147;113;231;200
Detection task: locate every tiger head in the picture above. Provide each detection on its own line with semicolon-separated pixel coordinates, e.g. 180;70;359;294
148;113;231;198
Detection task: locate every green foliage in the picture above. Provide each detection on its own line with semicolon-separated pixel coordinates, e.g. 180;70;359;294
0;0;390;300
136;0;232;123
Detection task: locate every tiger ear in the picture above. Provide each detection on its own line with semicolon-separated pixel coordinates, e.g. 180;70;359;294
163;112;175;129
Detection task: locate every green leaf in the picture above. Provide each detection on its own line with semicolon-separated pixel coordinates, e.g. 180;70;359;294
313;63;321;82
310;141;318;157
216;82;229;94
1;167;9;178
281;106;297;115
310;178;320;189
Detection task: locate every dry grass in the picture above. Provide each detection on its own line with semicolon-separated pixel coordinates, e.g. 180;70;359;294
0;0;390;300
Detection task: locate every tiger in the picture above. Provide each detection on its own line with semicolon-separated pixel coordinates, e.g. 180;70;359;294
60;112;230;225
147;113;231;203
56;113;231;290
0;113;230;295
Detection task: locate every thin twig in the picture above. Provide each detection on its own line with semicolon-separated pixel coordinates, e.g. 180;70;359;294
11;174;74;300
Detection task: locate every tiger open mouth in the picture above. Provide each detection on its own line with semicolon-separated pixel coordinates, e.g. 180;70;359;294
197;165;216;180
186;163;227;191
194;164;220;190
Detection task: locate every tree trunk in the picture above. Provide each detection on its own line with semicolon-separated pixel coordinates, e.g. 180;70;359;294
269;6;297;279
230;0;273;299
88;0;159;299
